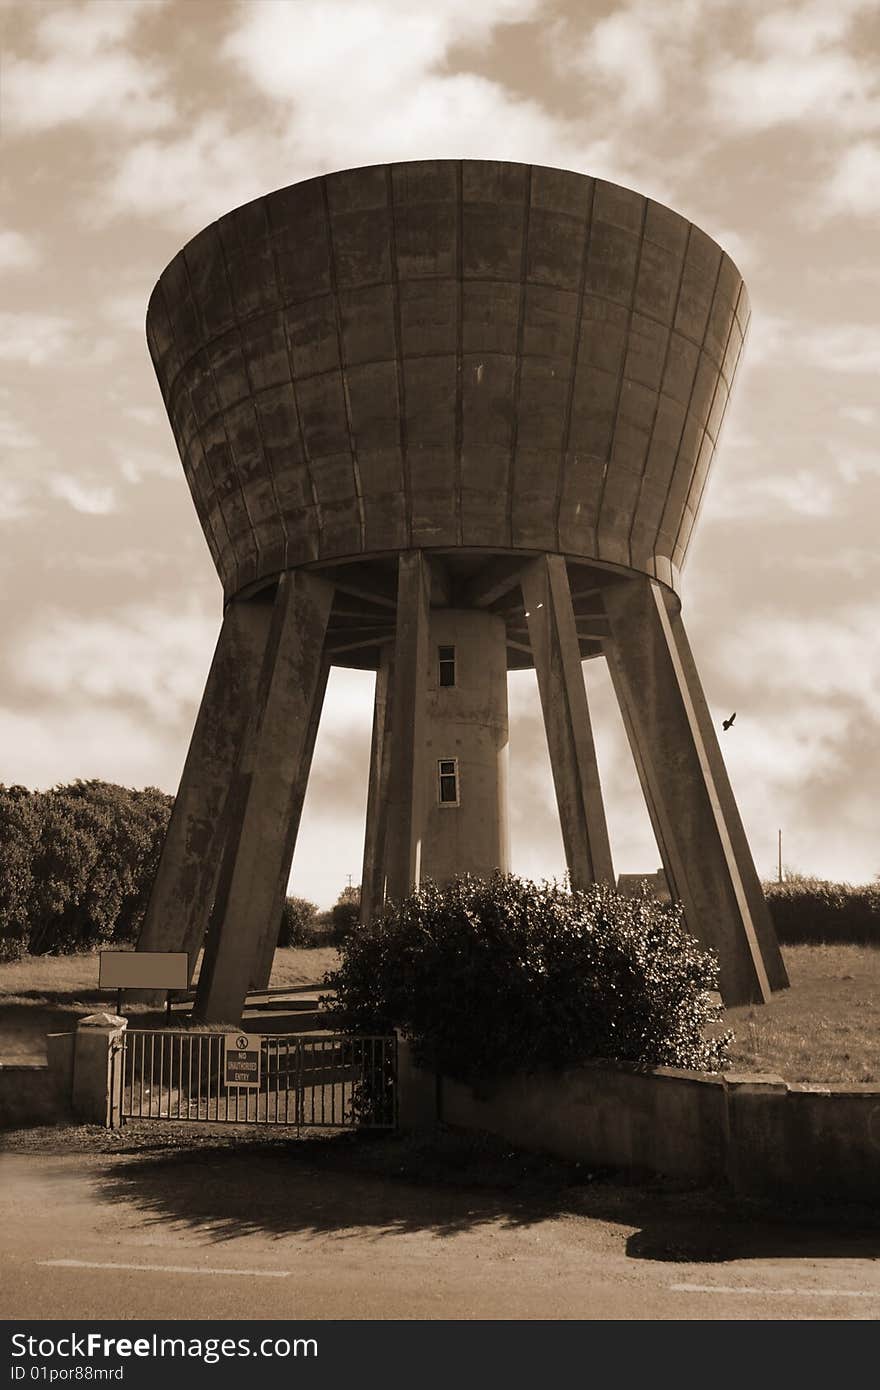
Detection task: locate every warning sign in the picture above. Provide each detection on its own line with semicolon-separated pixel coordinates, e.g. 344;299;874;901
224;1033;262;1088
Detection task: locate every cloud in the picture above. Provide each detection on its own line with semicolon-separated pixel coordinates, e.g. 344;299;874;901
567;0;710;118
823;140;880;217
222;0;542;103
0;312;74;366
835;445;880;485
105;0;608;230
0;228;39;272
12;602;217;725
708;2;880;133
716;605;880;712
0;479;33;523
3;0;173;135
123;405;163;428
116;446;178;485
839;404;877;426
104;115;277;229
741;314;880;374
48;474;118;516
0;403;38;451
707;466;837;521
0;703;174;792
800;323;880;373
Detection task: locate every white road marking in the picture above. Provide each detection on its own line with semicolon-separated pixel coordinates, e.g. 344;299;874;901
671;1283;880;1299
39;1259;289;1279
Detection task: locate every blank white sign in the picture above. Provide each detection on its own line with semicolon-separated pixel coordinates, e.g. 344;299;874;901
99;951;189;990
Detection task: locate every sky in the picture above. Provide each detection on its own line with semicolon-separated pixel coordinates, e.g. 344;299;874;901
1;0;878;906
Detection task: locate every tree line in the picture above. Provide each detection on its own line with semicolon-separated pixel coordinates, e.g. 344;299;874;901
0;781;173;961
0;780;361;962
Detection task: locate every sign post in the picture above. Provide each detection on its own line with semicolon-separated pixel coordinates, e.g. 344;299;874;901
224;1033;262;1088
99;952;189;1015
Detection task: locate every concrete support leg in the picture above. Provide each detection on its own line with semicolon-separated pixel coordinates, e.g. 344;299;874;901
360;644;394;925
383;551;430;904
249;659;330;991
522;554;615;889
665;605;788;991
134;593;274;996
602;574;778;1005
193;572;334;1023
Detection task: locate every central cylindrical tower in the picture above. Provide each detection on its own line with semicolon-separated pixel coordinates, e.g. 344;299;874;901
421;608;509;886
137;160;787;1021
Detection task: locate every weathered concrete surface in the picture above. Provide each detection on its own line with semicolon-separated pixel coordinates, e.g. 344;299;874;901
249;658;330;990
726;1079;880;1201
134;593;274;996
0;1063;68;1128
142;159;784;1011
194;572;333;1023
360;644;394;925
148;161;748;602
421;608;510;886
602;574;774;1005
71;1016;126;1128
667;612;788;991
399;1047;880;1204
523;554;614;888
383;552;430;903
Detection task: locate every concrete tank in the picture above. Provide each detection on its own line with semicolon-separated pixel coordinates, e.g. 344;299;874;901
138;160;787;1021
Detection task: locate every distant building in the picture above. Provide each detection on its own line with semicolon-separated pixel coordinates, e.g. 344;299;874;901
617;870;672;903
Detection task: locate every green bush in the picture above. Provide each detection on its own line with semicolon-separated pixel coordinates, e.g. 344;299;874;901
763;876;880;945
323;873;730;1083
0;780;172;958
329;885;360;946
278;895;320;948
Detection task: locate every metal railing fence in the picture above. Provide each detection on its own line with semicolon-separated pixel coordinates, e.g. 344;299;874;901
118;1031;396;1129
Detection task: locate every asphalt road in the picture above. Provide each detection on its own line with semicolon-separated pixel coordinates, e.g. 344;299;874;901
1;1142;879;1321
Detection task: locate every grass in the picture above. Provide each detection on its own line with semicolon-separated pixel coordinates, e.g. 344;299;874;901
723;943;880;1084
2;943;878;1085
0;946;340;1063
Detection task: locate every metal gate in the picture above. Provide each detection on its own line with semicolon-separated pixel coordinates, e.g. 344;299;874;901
118;1031;396;1129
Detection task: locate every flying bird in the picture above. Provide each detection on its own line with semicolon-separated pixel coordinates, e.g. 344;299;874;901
722;712;736;731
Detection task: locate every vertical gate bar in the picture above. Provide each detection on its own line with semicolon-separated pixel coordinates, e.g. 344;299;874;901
187;1034;192;1119
149;1033;156;1118
160;1033;166;1118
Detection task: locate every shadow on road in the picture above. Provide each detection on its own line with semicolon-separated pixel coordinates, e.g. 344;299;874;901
87;1128;880;1263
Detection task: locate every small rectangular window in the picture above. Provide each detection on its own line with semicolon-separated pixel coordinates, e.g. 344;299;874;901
438;645;456;687
438;758;459;805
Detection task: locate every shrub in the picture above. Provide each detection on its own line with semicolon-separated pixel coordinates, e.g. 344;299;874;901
278;896;320;948
0;780;173;957
329;885;360;946
763;877;880;945
323;873;730;1083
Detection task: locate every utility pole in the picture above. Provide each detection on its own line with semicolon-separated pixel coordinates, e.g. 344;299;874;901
778;829;783;884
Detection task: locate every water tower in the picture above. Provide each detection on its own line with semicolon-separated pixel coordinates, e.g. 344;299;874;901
137;160;787;1022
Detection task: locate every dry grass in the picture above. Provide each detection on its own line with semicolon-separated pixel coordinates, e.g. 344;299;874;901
2;943;877;1084
724;944;880;1084
0;946;340;1063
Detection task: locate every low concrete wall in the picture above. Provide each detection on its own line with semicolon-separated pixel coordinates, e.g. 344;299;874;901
398;1042;880;1203
0;1060;70;1128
